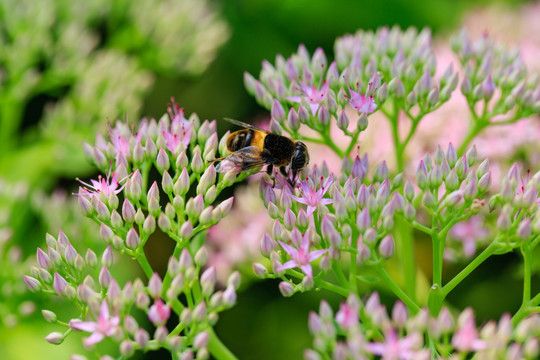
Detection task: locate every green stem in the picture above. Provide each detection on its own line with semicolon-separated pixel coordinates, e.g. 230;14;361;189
395;218;416;302
442;241;498;297
431;217;442;288
374;266;420;314
388;105;404;173
332;261;351;291
135;251;154;279
512;292;540;326
207;327;239;360
521;244;532;306
349;233;358;293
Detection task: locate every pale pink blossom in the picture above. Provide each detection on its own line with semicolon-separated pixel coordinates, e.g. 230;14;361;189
69;300;120;347
366;329;423;359
76;169;127;200
290;174;334;217
287;81;330;115
451;308;488;352
277;232;328;278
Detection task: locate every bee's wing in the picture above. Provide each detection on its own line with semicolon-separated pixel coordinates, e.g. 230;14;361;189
223;118;270;133
215;146;267;172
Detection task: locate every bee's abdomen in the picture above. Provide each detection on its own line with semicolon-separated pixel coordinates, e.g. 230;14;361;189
227;129;255;152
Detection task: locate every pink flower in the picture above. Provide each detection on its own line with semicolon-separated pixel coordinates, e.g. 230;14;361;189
366;329;423;360
76;169;127;200
346;88;377;114
148;299;171;326
335;302;358;330
163;103;193;154
287;81;330;115
277;232;328;278
290;174;334;217
451;308;487;352
70;300;120;347
110;129;131;161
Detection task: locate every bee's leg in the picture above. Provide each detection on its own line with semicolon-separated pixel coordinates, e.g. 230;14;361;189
280;166;294;187
266;164;276;187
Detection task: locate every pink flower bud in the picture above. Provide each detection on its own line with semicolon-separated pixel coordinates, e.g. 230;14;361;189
53;273;68;295
101;246;113;267
122;199;136;223
126;228;140;249
179;248;193;270
45;332;64;344
148;273;163;298
279;281;294;297
193;331;209;349
24;275;41;292
192;302;207;322
223;284;237;307
260;232;276;257
179;220;193;240
135;328;150;347
148;299;171;326
253;263;267;278
156;148;170;173
200;267;216;297
197;165;216;195
191;147;204;174
36;248;50;269
99;266;112;288
216;197;234;218
379;235;394;258
143;215;156;234
392;301;408;327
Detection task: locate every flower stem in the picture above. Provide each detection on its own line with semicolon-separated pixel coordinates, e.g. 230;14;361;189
395;218;416;302
521;243;532;306
135;251;154;279
375;266;420;314
442;241;498;297
207;327;239;360
332;261;351;291
431;217;442;288
512;292;540;326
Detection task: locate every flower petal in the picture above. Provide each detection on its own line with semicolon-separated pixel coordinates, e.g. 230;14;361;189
70;320;97;332
83;332;105;347
278;241;297;256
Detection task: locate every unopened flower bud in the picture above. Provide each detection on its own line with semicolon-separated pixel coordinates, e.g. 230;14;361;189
279;281;294;297
357;112;368;132
337;110;349;132
135;328;150;347
253;263;267;278
156;149;170;173
45;332;64;345
122;199;136;223
191;147;204;174
24;275;41;292
222;284;237;307
143;215;156;234
518;219;531;239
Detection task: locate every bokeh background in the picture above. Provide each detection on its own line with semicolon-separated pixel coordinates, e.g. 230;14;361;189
1;0;538;359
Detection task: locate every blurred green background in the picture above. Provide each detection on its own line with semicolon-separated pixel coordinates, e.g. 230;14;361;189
0;0;536;359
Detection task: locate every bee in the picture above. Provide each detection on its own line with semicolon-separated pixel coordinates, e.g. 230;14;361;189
215;118;309;185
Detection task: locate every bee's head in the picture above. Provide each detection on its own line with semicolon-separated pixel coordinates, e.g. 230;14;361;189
291;141;309;171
